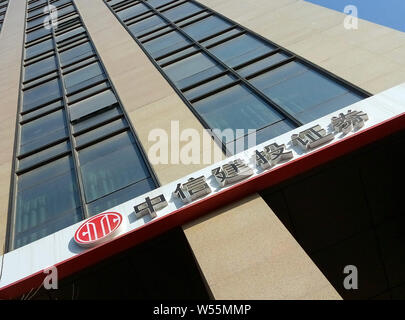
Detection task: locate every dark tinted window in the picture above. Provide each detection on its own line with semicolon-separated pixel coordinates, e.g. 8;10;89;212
78;131;151;203
23;78;62;112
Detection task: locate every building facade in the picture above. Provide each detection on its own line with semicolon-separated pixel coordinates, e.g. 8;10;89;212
0;0;404;300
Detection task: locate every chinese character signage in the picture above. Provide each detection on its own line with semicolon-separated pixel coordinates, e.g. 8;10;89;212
131;110;369;221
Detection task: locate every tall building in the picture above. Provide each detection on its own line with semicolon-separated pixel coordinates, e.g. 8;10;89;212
0;0;404;300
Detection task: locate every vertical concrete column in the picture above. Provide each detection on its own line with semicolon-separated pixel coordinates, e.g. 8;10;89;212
0;0;26;254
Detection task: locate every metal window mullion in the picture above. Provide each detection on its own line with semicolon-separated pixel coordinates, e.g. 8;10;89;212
48;0;89;219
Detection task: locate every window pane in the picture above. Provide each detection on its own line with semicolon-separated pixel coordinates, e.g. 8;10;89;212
249;61;365;122
64;62;105;94
200;27;242;47
146;0;173;8
88;178;156;216
52;0;72;8
23;78;62;112
78;131;152;203
182;15;232;41
296;92;365;123
28;0;47;10
18;154;73;190
226;119;296;154
143;30;191;58
21;100;63;122
161;2;202;21
238;52;290;77
163;52;223;88
19;141;70;171
158;46;198;66
193;84;284;141
27;6;47;19
69;89;118;121
183;74;237;100
57;4;75;17
15;156;82;249
60;41;94;66
24;55;57;82
27;15;48;29
20;109;68;154
56;26;85;43
25;38;54;60
26;27;52;43
117;2;149;20
75;118;127;147
72;106;122;133
209;34;276;68
67;81;109;104
128;14;166;36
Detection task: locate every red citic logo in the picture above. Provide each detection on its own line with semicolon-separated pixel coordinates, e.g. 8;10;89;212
74;212;124;248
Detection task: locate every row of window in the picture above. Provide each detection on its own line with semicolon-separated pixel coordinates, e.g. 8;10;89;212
105;0;368;153
10;0;157;250
0;0;9;33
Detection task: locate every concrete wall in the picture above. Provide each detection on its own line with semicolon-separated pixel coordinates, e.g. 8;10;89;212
0;0;26;254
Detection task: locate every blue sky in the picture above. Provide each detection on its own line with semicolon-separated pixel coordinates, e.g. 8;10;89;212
305;0;405;32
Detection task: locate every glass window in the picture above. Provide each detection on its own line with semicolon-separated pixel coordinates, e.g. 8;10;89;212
28;0;47;10
226;119;296;154
19;140;70;171
27;14;48;29
75;118;127;147
88;178;156;216
163;52;223;89
158;46;198;66
69;89;118;121
60;41;94;66
14;156;82;249
78;131;152;203
21;100;63;122
146;0;174;8
23;78;62;112
128;14;166;36
249;61;365;123
26;26;52;43
56;26;85;43
182;15;232;41
57;4;75;17
107;0;127;6
27;5;47;19
193;84;284;142
63;62;105;94
117;2;149;21
237;52;290;78
67;81;109;104
161;2;203;22
143;30;191;58
20;109;68;155
183;74;237;100
73;106;122;133
52;0;72;8
200;27;242;47
139;25;173;42
209;34;276;68
24;55;57;82
25;38;54;60
63;56;97;74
